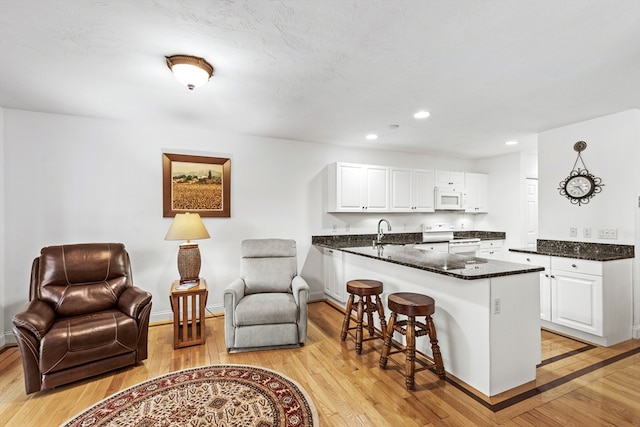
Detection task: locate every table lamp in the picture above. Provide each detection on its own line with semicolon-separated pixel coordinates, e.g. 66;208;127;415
164;212;210;282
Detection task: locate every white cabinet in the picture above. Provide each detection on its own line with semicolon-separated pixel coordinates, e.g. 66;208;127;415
435;170;465;187
551;260;603;336
478;239;504;260
327;162;389;212
509;251;632;346
323;248;346;303
509;252;552;321
390;168;435;212
464;173;489;213
414;242;449;253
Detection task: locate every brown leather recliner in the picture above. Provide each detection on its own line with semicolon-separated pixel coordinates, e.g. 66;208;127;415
12;243;152;394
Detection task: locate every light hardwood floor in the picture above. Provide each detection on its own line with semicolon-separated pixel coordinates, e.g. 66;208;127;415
1;301;639;426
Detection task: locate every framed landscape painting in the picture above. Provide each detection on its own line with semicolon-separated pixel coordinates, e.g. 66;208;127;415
162;153;231;217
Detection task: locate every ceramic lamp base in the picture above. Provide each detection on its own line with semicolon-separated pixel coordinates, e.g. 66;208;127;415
177;243;201;282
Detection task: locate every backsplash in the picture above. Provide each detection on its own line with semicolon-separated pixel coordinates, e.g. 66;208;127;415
312;232;423;248
454;230;506;240
312;230;506;248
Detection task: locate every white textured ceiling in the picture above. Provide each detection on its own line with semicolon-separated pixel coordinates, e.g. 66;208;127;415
1;0;639;159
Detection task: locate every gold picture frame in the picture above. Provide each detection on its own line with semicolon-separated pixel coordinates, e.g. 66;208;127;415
162;153;231;217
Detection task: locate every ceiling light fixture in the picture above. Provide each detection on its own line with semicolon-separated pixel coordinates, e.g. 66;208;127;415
166;55;214;90
413;111;430;119
505;140;519;146
366;134;378;140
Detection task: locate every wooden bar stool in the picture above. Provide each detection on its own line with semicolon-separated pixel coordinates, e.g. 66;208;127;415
379;292;445;390
340;279;387;354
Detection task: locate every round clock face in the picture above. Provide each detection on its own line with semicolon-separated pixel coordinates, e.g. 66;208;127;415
565;175;594;199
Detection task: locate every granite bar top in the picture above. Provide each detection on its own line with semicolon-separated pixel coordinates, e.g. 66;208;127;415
509;239;634;261
311;230;506;248
314;240;544;280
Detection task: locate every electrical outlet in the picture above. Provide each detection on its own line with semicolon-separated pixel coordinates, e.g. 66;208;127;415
332;224;337;232
583;228;591;238
570;227;577;237
598;228;618;239
345;223;350;232
493;298;501;315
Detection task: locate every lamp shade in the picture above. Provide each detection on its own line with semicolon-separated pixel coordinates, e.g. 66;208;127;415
164;212;210;242
166;55;214;90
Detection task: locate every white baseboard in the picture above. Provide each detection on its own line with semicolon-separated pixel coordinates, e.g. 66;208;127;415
2;330;16;346
633;325;640;339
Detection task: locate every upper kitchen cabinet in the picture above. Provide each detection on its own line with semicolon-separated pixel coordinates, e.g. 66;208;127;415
435;170;465;187
390;168;435;212
327;162;389;212
464;172;489;213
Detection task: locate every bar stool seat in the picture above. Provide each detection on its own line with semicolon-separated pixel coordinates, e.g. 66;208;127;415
379;292;445;390
340;279;387;354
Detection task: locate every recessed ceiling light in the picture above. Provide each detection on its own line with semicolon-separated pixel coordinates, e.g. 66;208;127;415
366;134;378;140
505;140;519;146
413;111;430;119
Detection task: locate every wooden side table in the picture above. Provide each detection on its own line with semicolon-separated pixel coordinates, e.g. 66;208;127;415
169;278;208;349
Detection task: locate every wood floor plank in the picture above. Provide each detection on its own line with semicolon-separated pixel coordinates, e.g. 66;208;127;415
1;301;639;426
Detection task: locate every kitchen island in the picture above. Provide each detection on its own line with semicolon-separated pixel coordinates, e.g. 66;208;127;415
314;236;545;397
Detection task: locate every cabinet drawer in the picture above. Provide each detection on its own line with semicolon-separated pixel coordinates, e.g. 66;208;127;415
551;257;602;276
509;252;550;270
415;243;449;253
481;240;503;249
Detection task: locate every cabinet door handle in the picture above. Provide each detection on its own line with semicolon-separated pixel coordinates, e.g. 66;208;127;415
526;258;531;262
550;275;555;279
544;274;549;278
571;264;577;268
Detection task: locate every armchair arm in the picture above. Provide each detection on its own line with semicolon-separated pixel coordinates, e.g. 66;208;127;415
291;275;310;306
223;279;246;311
12;300;56;394
292;275;309;344
118;286;152;320
223;279;245;350
12;299;56;341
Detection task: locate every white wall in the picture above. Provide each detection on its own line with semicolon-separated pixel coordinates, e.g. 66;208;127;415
0;106;5;347
539;110;638;243
538;109;640;336
473;151;538;250
1;108;479;335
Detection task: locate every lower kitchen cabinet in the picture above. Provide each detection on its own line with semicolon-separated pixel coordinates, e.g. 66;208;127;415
509;252;632;346
479;239;504;260
510;253;551;321
323;247;346;303
552;265;603;336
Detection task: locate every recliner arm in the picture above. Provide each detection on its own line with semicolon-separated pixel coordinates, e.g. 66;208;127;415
291;275;310;305
12;299;56;394
12;299;56;340
224;279;246;310
118;286;152;320
292;275;309;344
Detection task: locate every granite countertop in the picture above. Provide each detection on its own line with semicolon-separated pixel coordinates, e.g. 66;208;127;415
509;239;635;261
312;230;506;248
316;242;544;280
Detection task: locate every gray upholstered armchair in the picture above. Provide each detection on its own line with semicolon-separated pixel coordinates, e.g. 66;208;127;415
224;239;309;352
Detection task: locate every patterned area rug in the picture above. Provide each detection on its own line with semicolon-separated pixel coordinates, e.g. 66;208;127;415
61;365;319;427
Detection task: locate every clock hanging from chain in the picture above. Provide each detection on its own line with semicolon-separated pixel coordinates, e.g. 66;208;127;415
558;141;604;206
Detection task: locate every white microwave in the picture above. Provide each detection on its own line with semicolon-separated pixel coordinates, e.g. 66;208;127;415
434;186;465;210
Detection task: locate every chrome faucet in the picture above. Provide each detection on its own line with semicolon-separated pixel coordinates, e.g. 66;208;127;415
376;219;392;245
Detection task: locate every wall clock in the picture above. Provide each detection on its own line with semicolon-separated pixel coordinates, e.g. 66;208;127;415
558;141;603;206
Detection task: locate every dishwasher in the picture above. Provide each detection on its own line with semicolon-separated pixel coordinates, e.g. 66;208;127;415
447;238;481;256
